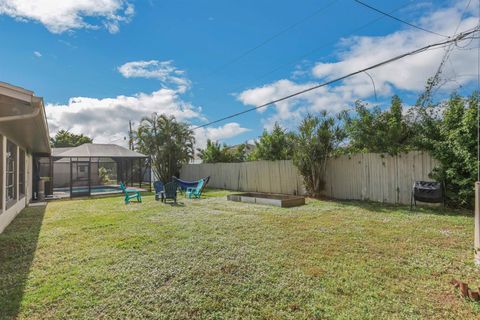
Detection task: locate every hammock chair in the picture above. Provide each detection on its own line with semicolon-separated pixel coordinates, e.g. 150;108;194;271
172;176;210;192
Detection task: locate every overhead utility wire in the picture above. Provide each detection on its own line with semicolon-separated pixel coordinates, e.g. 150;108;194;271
207;0;340;77
363;71;377;101
353;0;449;38
194;0;414;117
221;0;415;96
192;28;478;130
420;0;474;106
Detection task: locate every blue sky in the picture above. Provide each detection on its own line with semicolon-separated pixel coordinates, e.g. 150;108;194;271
0;0;477;148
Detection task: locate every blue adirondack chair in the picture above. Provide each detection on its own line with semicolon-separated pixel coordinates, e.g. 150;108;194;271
163;182;177;204
119;182;142;204
153;181;164;201
186;178;205;199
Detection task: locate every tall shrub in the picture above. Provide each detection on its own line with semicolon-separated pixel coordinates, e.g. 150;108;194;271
293;112;345;197
197;140;246;163
344;95;412;155
413;92;479;207
248;122;295;161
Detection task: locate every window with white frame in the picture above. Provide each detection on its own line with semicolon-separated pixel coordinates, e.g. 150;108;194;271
6;140;17;204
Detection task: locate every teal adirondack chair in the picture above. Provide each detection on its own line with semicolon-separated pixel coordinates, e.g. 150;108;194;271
186;179;205;199
119;182;142;204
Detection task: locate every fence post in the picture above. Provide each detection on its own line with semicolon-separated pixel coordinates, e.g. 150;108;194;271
475;182;480;265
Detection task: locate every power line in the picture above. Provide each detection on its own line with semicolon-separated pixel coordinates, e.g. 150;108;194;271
419;0;474;106
363;71;377;101
207;0;340;77
195;0;414;117
353;0;449;38
235;0;414;90
192;28;478;130
455;0;474;36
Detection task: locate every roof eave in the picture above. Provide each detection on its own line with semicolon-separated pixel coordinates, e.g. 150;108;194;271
0;83;51;154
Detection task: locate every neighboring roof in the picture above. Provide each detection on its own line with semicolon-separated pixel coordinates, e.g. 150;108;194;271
53;143;148;158
51;147;73;157
0;81;51;154
228;143;256;154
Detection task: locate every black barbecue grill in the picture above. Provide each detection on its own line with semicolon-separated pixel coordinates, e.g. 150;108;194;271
410;181;444;209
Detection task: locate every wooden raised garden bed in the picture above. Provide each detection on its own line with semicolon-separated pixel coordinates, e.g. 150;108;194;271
227;192;305;208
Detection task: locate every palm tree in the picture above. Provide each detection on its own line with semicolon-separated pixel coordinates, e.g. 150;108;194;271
135;114;195;183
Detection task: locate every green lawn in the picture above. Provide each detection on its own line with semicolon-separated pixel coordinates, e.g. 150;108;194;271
1;190;479;319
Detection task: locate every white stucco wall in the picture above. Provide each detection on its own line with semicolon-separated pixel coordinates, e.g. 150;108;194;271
0;134;33;234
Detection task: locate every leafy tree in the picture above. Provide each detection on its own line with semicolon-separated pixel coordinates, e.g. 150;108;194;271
413;92;479;207
229;143;248;162
292;112;346;197
135;114;195;183
197;140;226;163
248;122;295;161
50;129;93;147
344;95;412;155
197;140;245;163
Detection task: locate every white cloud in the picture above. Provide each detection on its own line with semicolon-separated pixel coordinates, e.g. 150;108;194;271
237;2;479;130
46;88;202;144
58;39;77;49
193;122;250;149
0;0;134;33
239;79;357;129
46;88;249;148
33;51;42;57
312;2;479;92
118;60;191;91
47;61;249;148
239;80;318;129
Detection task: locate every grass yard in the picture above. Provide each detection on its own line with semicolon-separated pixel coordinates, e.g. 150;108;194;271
1;190;479;319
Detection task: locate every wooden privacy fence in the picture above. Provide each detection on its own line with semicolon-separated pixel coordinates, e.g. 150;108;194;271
181;160;305;195
322;151;437;204
180;151;438;205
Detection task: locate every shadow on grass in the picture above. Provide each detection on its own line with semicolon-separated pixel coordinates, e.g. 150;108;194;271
49;191;154;203
0;204;46;319
311;197;472;217
165;201;186;207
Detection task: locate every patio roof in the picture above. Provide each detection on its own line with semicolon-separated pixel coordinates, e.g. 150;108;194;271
53;143;148;159
51;147;73;157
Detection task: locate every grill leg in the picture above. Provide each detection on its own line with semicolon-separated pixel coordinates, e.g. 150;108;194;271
410;191;414;211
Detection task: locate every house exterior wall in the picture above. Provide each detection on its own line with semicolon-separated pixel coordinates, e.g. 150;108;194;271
0;134;33;233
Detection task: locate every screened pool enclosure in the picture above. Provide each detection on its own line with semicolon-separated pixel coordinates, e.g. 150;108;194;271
36;144;151;198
